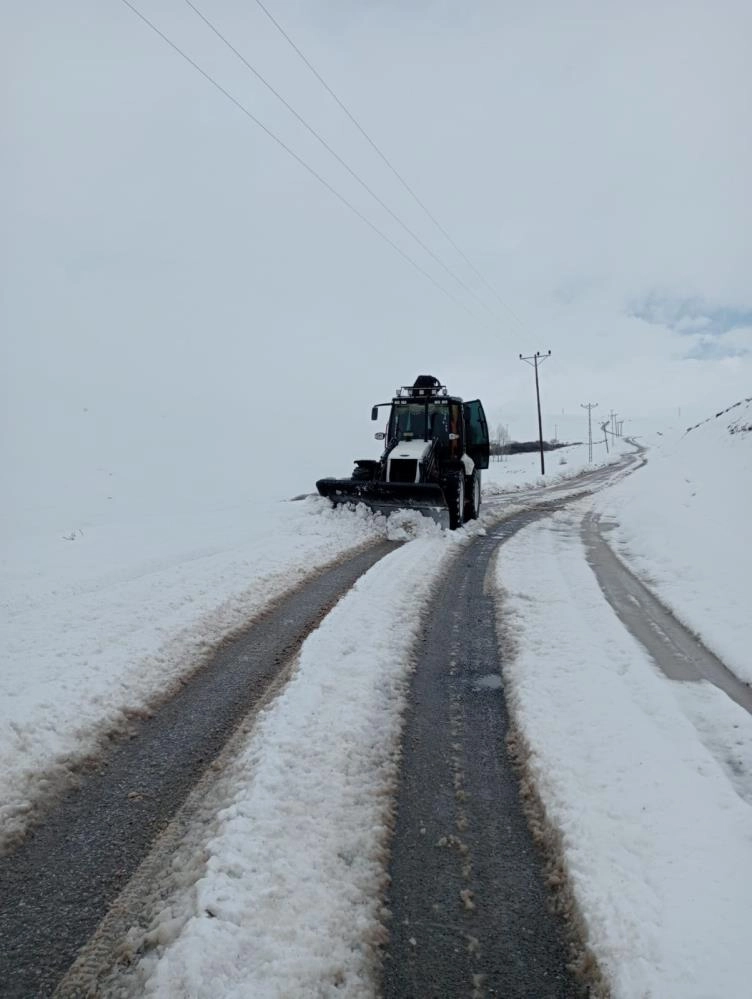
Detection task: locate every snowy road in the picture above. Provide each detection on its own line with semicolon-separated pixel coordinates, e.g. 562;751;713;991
2;424;751;998
383;505;589;999
2;463;632;998
0;541;400;997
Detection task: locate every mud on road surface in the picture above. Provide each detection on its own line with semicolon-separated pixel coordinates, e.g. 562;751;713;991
383;507;592;999
0;540;400;999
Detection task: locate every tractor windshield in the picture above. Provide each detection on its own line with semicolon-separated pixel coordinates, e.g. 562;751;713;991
390;401;460;443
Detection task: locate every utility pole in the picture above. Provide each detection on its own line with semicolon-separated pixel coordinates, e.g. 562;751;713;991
600;420;610;454
581;402;598;462
609;409;617;439
519;350;551;475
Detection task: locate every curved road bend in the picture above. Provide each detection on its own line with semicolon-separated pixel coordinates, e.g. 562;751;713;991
490;446;644;509
0;540;400;999
383;505;589;999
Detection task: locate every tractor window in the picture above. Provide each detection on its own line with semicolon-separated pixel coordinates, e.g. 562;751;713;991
430;405;452;442
392;404;426;439
392;402;453;441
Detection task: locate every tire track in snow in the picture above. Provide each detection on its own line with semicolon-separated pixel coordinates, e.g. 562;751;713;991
495;508;752;998
75;530;466;998
383;508;590;999
583;512;752;716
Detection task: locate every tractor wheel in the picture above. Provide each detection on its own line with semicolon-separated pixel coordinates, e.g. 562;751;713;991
464;470;481;521
447;473;465;530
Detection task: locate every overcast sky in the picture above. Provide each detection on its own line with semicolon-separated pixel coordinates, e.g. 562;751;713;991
3;0;751;519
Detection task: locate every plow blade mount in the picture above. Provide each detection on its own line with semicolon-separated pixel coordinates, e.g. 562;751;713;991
316;478;450;529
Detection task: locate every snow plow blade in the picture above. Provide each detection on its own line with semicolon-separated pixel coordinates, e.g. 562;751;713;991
316;478;450;529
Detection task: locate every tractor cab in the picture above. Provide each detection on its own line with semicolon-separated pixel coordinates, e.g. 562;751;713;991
389;392;464;460
384;377;489;472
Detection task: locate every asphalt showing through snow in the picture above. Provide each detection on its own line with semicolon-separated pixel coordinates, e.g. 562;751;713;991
0;541;400;998
382;506;588;999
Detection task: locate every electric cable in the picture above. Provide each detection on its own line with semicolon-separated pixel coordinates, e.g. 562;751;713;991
185;0;503;323
252;0;527;331
118;0;483;321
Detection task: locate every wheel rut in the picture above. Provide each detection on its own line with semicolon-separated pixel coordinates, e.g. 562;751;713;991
0;540;400;999
382;507;588;999
583;513;752;715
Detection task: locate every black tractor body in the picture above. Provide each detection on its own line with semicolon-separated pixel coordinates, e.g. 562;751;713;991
317;376;490;529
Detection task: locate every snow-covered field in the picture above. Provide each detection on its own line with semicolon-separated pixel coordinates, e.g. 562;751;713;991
2;409;751;997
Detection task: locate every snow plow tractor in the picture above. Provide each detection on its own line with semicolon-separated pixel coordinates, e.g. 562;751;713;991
316;375;490;530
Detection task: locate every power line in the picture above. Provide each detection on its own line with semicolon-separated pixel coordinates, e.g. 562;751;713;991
252;0;527;331
117;0;479;319
185;0;502;325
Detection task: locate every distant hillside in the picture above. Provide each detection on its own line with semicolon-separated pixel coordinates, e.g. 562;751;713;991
685;397;752;436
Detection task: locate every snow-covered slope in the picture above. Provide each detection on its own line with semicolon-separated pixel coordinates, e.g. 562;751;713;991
596;397;752;682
